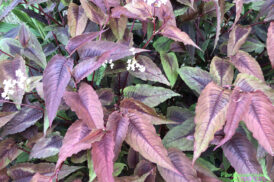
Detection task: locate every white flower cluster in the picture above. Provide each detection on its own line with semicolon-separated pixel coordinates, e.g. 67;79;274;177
132;0;168;7
126;58;146;72
1;69;28;100
102;59;114;69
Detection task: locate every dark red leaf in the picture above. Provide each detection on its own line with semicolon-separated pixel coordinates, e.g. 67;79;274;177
267;22;274;68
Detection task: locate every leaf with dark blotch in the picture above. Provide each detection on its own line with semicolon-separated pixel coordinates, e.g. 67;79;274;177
0;0;23;21
123;84;179;107
231;0;243;29
178;66;213;95
166;106;194;129
110;16;128;40
80;0;106;25
30;133;63;159
106;111;129;161
193;82;231;164
210;56;234;86
8;163;82;181
92;131;115;182
1;107;43;137
222;133;265;181
125;111;178;173
234;73;274;103
227;25;251;56
160;52;179;87
43;55;73;127
56;120;104;170
97;88;114;106
163;118;195;151
160;25;200;50
230;51;264;81
0;112;18;128
134;160;156;182
18;24;30;47
267;22;274;68
66;31;103;55
120;98;178;125
158;148;201;182
68;3;88;37
111;1;153;21
243;91;274;156
0;138;22;170
214;88;251;149
63;83;105;129
129;55;170;86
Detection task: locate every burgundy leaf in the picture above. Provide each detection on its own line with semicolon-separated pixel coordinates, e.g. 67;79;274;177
97;88;115;106
158;148;201;182
106;111;129;161
18;24;30;47
56;120;104;170
166;106;194;128
0;111;18;128
134;160;156;182
212;0;223;50
127;147;139;169
80;0;107;25
110;16;128;40
231;0;243;29
243;91;274;155
43;55;73;127
0;0;22;21
63;83;105;129
92;131;115;182
267;22;274;68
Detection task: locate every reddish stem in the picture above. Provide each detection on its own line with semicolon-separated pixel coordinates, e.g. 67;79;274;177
0;49;14;58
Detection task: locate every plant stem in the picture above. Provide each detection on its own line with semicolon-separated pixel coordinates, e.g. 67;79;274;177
0;49;14;58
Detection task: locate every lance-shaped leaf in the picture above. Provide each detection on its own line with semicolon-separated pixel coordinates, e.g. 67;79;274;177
56;120;104;170
111;1;153;21
63;83;104;129
0;138;22;170
231;0;243;29
68;3;88;37
0;56;26;105
0;111;18;128
30;133;63;159
163;118;195;151
123;84;180;107
230;51;264;81
222;133;265;181
160;25;200;50
18;23;30;47
66;31;103;55
193;82;231;163
110;16;128;40
106;111;129;160
214;88;251;149
210;56;234;86
120;98;178;125
97;88;114;106
92;131;115;182
178;66;213;95
267;22;274;68
227;25;251;56
43;55;73;127
211;0;223;50
160;52;179;87
125;111;178;172
158;148;201;182
80;0;106;25
234;73;274;103
0;106;43;137
129;55;170;86
243;91;274;156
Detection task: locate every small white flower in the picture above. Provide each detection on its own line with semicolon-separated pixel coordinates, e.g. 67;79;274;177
110;63;114;69
129;48;137;55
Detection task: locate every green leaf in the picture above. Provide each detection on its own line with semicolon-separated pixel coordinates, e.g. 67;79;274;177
160;52;179;87
113;163;127;176
153;37;173;53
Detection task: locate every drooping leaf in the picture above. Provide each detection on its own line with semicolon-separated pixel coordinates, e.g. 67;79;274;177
243;91;274;156
80;0;107;25
214;88;251;149
63;83;105;129
29;133;63;159
106;111;129;160
267;21;274;68
163;118;195;151
97;88;114;106
125;111;178;172
231;0;243;29
56;120;104;170
67;3;88;37
178;66;213;95
234;73;274;103
160;52;179;87
123;84;180;107
129;55;170;86
110;16;128;40
227;25;251;56
43;55;73;127
92;131;115;182
0;111;18;128
230;51;264;81
158;148;200;182
212;0;223;50
210;56;234;86
0;138;22;170
0;106;43;137
160;25;200;50
193;82;231;163
222;133;265;181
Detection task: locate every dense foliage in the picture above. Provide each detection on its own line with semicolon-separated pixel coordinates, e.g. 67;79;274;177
0;0;273;181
